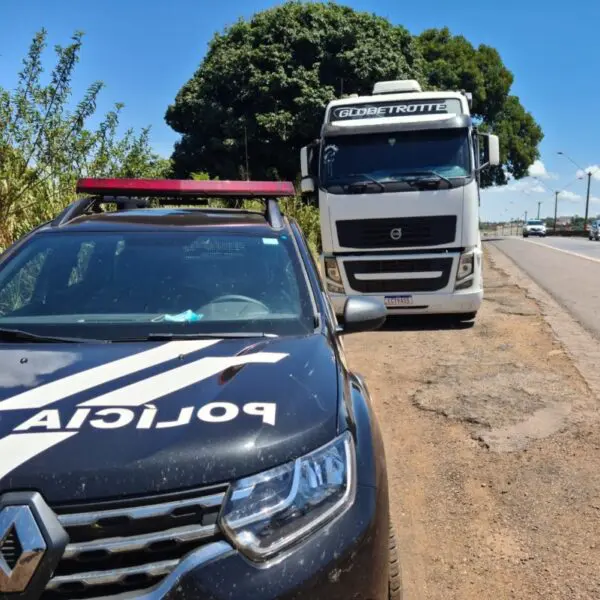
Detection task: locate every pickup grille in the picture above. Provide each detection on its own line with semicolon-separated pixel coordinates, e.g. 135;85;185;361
344;257;454;293
336;216;457;249
43;485;227;599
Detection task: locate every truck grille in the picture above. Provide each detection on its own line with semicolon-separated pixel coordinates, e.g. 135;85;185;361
344;257;453;293
43;485;227;599
336;216;457;249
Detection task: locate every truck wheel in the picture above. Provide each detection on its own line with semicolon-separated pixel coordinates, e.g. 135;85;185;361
389;522;403;600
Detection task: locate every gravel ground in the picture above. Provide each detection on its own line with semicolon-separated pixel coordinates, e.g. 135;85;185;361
343;245;600;600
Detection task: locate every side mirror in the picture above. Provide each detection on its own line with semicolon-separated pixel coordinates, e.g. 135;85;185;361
300;177;315;193
300;141;320;195
300;146;311;178
487;134;500;166
337;296;387;335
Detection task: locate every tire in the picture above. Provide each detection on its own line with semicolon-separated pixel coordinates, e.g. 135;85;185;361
389;522;403;600
523;233;528;238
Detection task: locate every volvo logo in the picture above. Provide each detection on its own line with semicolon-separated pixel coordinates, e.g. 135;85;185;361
0;506;46;592
0;492;68;597
390;228;402;241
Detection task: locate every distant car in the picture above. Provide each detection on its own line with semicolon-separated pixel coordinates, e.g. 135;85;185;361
522;219;546;237
589;219;600;241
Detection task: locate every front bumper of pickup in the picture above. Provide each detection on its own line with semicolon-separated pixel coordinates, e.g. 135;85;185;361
140;484;389;600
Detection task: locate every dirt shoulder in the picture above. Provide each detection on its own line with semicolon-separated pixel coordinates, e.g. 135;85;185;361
343;244;600;600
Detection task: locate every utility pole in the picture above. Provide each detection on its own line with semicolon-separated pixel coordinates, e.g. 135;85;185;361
537;201;542;219
584;170;592;231
558;151;594;233
554;191;559;233
524;210;528;224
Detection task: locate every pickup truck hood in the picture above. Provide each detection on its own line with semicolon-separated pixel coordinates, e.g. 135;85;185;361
0;336;339;504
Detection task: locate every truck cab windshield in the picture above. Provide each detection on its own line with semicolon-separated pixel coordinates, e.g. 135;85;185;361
320;128;472;194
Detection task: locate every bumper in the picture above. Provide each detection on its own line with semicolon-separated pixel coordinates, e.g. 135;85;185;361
154;484;388;600
330;288;483;316
524;230;546;236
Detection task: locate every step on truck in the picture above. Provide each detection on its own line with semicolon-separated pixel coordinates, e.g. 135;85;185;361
300;79;500;321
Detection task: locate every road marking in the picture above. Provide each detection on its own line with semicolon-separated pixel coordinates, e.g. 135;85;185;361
517;238;600;265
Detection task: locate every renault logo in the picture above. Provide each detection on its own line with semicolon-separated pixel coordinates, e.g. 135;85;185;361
0;492;68;597
0;506;46;592
390;227;402;241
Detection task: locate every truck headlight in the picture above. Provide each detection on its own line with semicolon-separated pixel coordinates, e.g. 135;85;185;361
323;257;345;294
456;250;474;281
219;432;356;562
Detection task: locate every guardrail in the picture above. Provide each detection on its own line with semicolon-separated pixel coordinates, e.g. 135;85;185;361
486;226;589;237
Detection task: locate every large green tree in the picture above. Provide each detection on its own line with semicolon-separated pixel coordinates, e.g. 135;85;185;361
166;2;542;185
166;1;422;179
417;28;542;185
0;30;170;246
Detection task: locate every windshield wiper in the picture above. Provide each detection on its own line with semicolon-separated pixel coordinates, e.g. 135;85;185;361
0;327;109;344
139;332;277;341
399;170;454;187
344;173;386;193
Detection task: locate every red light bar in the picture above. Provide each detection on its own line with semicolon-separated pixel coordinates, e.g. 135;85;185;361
75;178;296;198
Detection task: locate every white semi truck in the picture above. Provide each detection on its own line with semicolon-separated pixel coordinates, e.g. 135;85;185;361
300;79;500;321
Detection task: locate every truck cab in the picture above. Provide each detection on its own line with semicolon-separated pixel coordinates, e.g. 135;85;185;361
300;79;500;321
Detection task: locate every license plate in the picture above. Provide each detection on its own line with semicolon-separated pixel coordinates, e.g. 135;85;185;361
384;295;413;307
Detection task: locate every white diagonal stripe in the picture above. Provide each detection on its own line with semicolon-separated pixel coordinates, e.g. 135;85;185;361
0;340;219;412
0;432;77;481
80;352;288;407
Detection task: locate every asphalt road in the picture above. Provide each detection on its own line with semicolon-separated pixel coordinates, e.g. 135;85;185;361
489;236;600;339
523;234;600;260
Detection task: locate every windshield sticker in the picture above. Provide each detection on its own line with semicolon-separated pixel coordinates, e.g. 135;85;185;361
262;238;279;245
323;144;339;178
323;144;338;164
0;343;289;481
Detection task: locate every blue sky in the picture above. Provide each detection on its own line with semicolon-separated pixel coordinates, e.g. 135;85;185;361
1;0;599;221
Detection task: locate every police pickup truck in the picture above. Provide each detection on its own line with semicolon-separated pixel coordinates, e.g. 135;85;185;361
0;178;400;600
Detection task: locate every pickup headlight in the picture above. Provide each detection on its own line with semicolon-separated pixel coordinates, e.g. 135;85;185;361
219;432;356;562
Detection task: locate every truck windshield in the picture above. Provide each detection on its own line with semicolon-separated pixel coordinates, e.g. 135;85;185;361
320;129;471;193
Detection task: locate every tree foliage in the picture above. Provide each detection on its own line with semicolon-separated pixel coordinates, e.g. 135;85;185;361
166;1;422;180
0;29;170;247
166;2;543;187
417;28;543;186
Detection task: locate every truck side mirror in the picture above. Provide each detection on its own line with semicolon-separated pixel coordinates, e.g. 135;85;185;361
476;132;501;171
487;134;500;167
300;141;319;195
300;146;311;178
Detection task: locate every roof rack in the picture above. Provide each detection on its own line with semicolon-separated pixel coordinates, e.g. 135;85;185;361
53;178;296;229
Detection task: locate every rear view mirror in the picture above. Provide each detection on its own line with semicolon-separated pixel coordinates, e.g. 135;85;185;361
337;297;387;334
300;141;319;195
477;132;501;171
300;146;311;178
487;134;500;166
